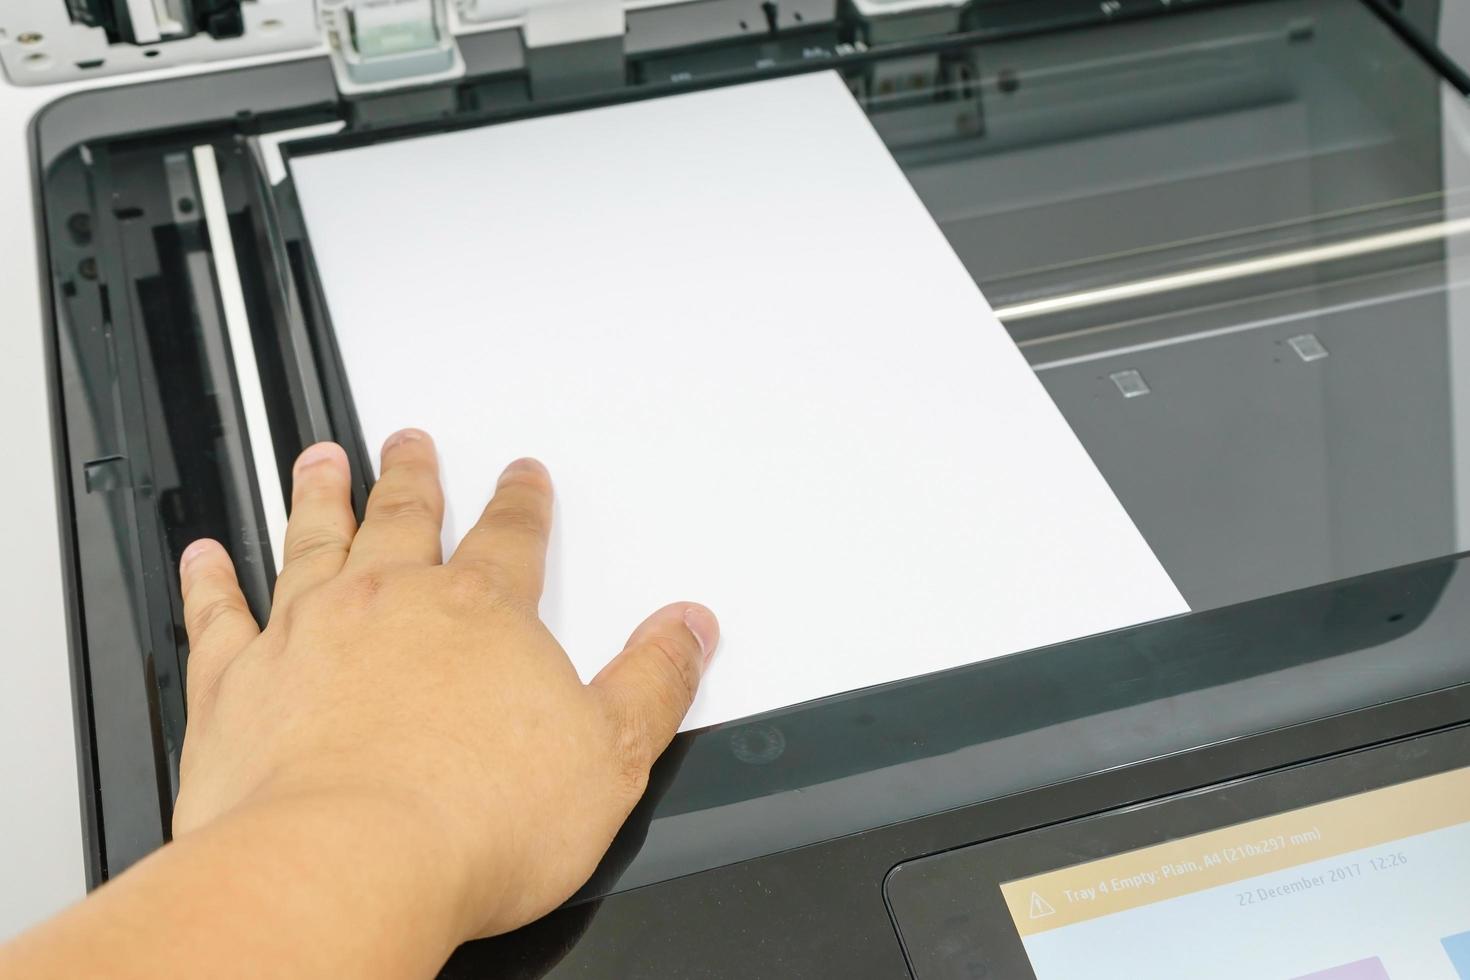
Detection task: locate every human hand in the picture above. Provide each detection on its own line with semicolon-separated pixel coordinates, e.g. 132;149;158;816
171;430;718;945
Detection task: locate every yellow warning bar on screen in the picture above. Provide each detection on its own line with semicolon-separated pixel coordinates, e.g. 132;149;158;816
1001;765;1470;938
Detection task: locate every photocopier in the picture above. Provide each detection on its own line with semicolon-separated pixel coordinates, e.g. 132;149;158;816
6;0;1470;975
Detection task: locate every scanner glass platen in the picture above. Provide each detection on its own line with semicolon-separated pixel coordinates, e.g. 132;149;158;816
36;0;1470;914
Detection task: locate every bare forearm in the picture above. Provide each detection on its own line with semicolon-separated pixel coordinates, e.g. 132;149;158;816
0;792;468;980
1;436;717;974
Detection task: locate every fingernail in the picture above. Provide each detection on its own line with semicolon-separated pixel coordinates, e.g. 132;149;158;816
179;539;216;575
294;441;345;473
382;428;427;454
683;605;720;664
498;457;549;486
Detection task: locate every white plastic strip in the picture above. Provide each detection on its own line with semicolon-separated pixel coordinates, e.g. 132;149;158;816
994;217;1470;323
256;120;347;186
1029;280;1457;372
124;0;162;43
193;143;289;573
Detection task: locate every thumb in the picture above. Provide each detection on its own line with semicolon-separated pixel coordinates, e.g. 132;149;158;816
591;602;719;769
179;538;261;714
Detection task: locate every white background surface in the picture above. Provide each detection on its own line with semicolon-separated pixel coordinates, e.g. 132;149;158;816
293;71;1187;731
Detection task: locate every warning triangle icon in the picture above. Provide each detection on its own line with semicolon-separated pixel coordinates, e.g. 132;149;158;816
1028;892;1056;919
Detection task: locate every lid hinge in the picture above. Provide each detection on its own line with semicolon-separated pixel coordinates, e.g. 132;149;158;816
318;0;465;95
522;0;625;99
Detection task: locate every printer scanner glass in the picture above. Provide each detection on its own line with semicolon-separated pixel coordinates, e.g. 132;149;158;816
40;0;1470;896
1003;765;1470;980
891;0;1461;314
857;0;1470;613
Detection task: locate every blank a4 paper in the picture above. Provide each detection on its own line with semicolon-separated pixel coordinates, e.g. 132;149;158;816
290;71;1188;731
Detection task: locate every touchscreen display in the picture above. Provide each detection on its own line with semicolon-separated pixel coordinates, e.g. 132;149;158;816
1001;765;1470;979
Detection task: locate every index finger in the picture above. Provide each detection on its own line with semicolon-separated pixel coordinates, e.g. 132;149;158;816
449;458;553;606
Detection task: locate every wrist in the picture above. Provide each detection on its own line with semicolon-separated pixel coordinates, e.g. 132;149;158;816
202;777;484;966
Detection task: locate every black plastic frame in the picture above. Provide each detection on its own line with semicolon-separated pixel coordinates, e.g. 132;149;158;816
444;679;1470;976
32;81;106;896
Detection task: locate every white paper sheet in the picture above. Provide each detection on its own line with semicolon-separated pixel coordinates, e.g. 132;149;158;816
290;71;1189;730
